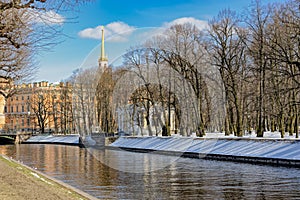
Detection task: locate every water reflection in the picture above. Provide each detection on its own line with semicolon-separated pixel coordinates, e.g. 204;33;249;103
88;147;180;174
0;144;300;199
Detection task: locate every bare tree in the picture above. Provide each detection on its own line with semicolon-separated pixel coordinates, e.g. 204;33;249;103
28;89;53;133
0;0;90;97
122;46;186;136
50;82;73;134
208;9;249;137
243;0;273;137
0;0;91;130
122;48;155;136
265;0;300;137
96;67;116;133
150;24;212;137
72;67;99;136
0;7;35;98
59;82;73;134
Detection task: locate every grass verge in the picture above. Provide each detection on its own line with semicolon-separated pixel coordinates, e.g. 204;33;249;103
0;155;97;200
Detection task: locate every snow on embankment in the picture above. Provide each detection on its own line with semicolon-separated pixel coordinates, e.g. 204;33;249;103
109;136;300;167
24;135;81;146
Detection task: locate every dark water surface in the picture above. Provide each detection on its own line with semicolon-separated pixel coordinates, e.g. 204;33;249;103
0;144;300;199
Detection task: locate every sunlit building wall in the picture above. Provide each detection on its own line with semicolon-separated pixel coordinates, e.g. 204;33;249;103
2;81;73;134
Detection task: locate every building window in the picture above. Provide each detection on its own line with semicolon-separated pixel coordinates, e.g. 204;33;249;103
16;106;19;113
22;105;25;112
27;96;30;100
22;96;24;100
10;106;13;113
27;105;30;112
22;119;24;127
27;118;30;126
16;96;18;101
4;106;7;113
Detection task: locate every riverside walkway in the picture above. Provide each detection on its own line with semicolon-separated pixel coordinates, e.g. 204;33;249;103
0;155;97;200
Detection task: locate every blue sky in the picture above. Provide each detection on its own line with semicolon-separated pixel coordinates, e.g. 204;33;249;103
37;0;283;82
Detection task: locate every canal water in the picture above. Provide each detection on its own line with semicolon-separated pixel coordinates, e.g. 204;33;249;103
0;144;300;199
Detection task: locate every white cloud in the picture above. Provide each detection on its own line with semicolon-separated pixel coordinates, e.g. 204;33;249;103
163;17;209;30
25;10;65;25
78;17;207;43
78;22;136;42
78;26;102;40
137;17;209;41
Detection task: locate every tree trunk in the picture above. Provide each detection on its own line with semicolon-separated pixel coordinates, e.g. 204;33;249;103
234;94;243;137
295;111;299;138
224;111;230;136
279;112;285;138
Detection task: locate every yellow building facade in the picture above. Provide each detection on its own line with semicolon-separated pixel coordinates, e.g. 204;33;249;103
2;81;73;134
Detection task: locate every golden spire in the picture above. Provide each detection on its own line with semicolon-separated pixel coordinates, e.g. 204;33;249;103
99;26;108;62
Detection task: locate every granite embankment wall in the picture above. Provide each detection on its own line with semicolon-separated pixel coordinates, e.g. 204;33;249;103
109;137;300;167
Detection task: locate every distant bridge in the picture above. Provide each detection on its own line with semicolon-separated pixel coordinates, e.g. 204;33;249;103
0;132;32;144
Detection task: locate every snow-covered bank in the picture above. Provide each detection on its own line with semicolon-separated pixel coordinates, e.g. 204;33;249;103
203;131;299;139
109;136;300;167
24;135;81;146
